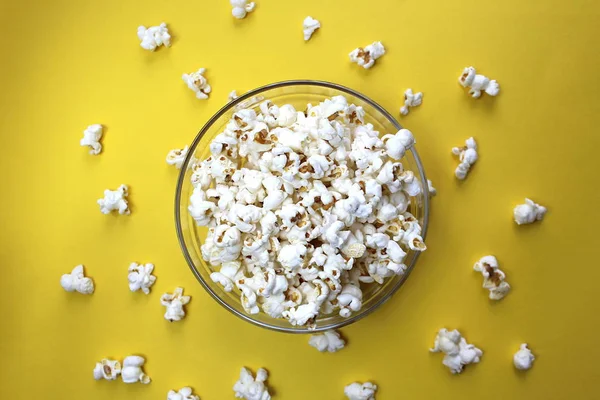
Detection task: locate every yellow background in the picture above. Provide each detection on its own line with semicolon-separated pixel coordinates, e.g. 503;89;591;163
1;0;599;398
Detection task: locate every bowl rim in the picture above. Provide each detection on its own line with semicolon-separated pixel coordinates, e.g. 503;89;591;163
175;79;430;333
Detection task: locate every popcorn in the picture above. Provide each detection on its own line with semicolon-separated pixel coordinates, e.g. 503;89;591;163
168;387;200;400
400;89;422;116
349;41;385;69
121;355;150;384
137;23;171;51
513;198;547;225
473;255;510;300
229;90;239;101
431;328;483;374
303;16;320;41
344;382;377;400
451;137;477;180
427;179;436;197
382;129;415;160
458;66;500;98
160;287;191;322
98;184;130;215
183;68;211;100
167;146;189;169
128;262;157;294
308;330;345;353
231;0;255;19
80;124;103;155
233;367;271;400
61;265;94;295
93;359;121;380
513;343;535;370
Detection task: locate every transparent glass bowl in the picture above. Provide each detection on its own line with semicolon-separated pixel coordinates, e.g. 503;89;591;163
175;80;430;333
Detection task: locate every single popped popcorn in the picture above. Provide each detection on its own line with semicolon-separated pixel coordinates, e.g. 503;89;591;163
167;387;200;400
167;146;189;169
473;255;510;300
229;90;239;101
61;265;94;295
431;328;483;374
344;382;377;400
451;137;477;180
427;179;436;197
121;355;150;384
513;343;535;370
309;330;345;353
183;68;211;100
80;124;103;155
400;89;422;116
128;262;157;294
93;359;121;381
513;198;547;225
233;367;271;400
458;66;499;98
98;184;130;215
231;0;255;19
161;287;191;322
303;16;320;41
349;42;385;69
137;23;171;51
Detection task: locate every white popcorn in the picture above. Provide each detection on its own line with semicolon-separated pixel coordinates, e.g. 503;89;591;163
183;68;211;100
514;344;535;370
167;387;200;400
473;255;510;300
231;0;255;19
383;129;415;160
233;367;271;400
137;23;171;51
61;265;94;295
349;41;385;69
431;328;483;374
400;89;423;116
451;137;478;180
93;359;121;380
98;184;130;215
80;124;103;155
229;90;239;101
427;179;436;197
513;198;547;225
160;287;191;322
344;382;377;400
308;330;345;353
167;146;189;169
128;262;157;294
458;66;500;98
303;16;320;41
121;355;150;384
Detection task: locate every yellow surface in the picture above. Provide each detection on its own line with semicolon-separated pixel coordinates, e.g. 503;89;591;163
1;0;599;398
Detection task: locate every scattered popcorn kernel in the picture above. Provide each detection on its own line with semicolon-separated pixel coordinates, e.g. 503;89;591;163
231;0;255;19
309;330;346;353
458;66;499;98
473;255;510;300
303;16;320;41
183;68;211;100
400;89;422;116
121;355;150;384
344;382;377;400
451;137;478;180
430;328;483;374
137;23;171;51
160;287;191;322
229;90;239;101
427;179;436;197
93;359;121;380
98;184;130;215
233;367;271;400
61;265;94;295
167;146;189;169
167;387;200;400
80;124;103;155
513;343;535;370
349;41;385;69
513;198;547;225
128;262;157;294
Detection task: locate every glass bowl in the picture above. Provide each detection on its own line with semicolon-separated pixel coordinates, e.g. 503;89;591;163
175;80;430;333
